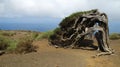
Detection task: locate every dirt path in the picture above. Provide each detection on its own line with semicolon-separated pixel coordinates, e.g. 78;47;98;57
0;39;120;67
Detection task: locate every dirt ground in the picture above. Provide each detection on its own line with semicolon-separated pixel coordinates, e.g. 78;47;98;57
0;31;120;67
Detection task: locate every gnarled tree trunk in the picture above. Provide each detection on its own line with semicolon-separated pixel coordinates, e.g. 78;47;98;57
49;9;113;56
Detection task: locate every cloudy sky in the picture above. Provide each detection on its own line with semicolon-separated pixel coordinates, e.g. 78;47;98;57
0;0;120;23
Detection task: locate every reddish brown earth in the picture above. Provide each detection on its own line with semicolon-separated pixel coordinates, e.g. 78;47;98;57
0;31;120;67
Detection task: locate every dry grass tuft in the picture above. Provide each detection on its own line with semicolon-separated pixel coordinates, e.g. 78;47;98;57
15;37;37;54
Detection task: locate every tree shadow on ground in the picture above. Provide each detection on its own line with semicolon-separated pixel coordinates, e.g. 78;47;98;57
75;39;98;51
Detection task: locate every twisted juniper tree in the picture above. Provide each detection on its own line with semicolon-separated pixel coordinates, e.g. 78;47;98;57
49;9;114;56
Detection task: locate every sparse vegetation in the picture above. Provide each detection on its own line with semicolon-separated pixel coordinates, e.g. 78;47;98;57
0;31;16;36
109;33;120;40
32;32;39;39
36;30;54;40
0;31;38;54
0;30;119;55
30;32;39;40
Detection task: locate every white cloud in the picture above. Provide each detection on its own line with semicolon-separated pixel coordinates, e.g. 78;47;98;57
0;0;120;21
0;3;4;15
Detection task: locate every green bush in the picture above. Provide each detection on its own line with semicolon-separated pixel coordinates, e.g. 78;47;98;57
36;31;54;40
31;32;39;40
0;35;18;53
6;40;18;52
0;36;9;50
109;33;120;40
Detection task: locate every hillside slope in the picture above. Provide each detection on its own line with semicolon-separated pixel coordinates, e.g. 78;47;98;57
0;31;120;67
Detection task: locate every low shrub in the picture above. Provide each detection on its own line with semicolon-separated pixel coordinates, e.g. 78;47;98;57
6;40;18;52
36;31;54;40
0;36;9;50
15;38;37;54
31;32;39;40
0;32;16;36
0;31;39;54
0;35;18;53
109;33;120;40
